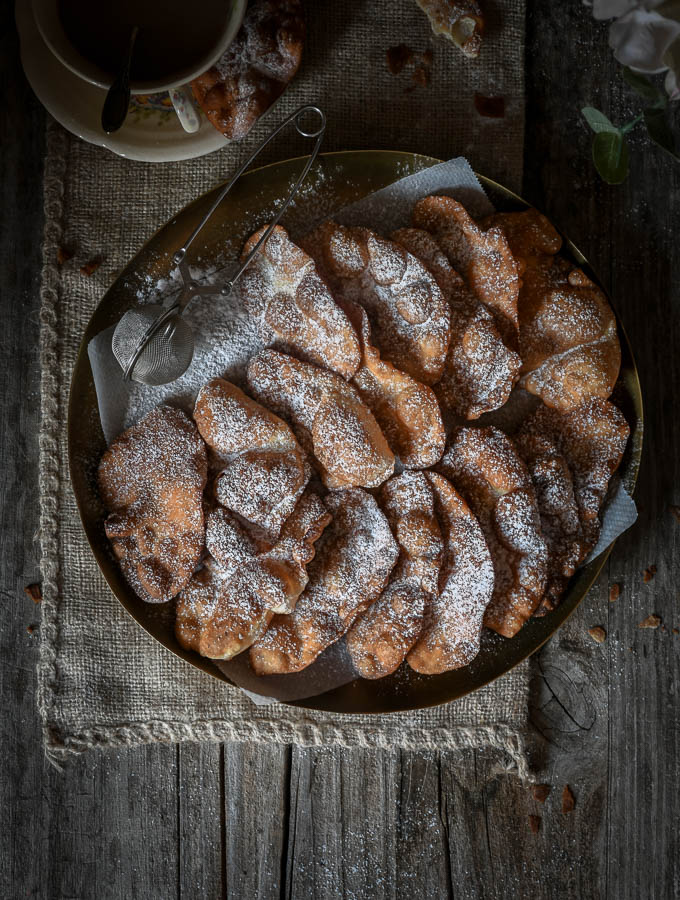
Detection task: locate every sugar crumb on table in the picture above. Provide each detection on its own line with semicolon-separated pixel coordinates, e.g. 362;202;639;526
562;785;576;813
588;625;606;643
638;614;661;629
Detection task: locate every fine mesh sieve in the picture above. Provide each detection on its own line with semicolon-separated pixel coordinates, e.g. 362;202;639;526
111;105;327;385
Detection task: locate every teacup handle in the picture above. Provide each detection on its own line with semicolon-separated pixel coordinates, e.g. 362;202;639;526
168;85;201;133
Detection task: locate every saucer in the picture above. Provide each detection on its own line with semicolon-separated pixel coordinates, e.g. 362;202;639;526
15;0;228;162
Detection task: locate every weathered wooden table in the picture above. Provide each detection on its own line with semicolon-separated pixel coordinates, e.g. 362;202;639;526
2;3;678;897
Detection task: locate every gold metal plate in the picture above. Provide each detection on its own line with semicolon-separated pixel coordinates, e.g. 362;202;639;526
68;151;643;714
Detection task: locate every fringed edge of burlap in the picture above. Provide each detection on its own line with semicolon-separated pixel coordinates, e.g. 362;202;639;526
36;122;534;781
43;719;535;780
37;118;69;765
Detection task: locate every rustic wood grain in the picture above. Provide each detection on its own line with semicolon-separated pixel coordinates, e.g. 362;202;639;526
2;1;679;898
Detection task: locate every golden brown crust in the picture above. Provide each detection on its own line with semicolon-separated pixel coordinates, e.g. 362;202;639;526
239;225;361;379
412;195;521;351
302;221;451;385
247;349;395;490
341;299;445;468
515;399;629;613
392;226;521;419
98;406;207;604
194;378;310;541
345;471;442;678
190;0;304;141
517;258;621;411
177;491;331;660
481;209;562;269
250;489;399;674
414;0;484;58
407;472;494;673
437;426;548;637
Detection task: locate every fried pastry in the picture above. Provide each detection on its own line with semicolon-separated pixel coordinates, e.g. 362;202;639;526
414;0;484;58
302;220;450;385
98;406;207;604
239;225;361;379
250;488;399;674
408;472;494;673
438;426;548;637
393;226;521;418
177;491;331;659
194;378;310;541
191;0;305;141
516;399;629;612
345;578;426;680
247;349;395;489
513;427;585;614
346;471;443;678
176;557;274;660
411;195;520;350
341;299;445;468
516;257;621;411
481;209;562;269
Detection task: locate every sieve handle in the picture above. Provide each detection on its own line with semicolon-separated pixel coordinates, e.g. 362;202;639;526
172;104;326;307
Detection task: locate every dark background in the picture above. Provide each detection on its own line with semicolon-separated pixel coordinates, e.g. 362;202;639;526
1;1;679;897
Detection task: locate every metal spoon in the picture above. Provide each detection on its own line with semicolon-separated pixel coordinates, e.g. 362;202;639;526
101;25;139;134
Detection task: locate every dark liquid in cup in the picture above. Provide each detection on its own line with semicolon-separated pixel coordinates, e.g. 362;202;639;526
57;0;230;83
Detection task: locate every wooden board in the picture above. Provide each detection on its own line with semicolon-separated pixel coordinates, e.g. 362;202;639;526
1;2;678;897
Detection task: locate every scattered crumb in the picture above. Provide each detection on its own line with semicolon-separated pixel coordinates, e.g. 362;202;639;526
672;627;679;635
669;505;680;523
56;246;73;266
588;625;606;643
413;64;430;87
528;815;541;834
80;257;103;276
24;583;42;603
27;624;35;634
638;614;661;629
643;565;657;583
386;44;413;75
532;784;550;803
474;93;506;118
562;785;576;813
609;583;621;603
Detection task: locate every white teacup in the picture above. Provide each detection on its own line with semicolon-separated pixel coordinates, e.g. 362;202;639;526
32;0;246;131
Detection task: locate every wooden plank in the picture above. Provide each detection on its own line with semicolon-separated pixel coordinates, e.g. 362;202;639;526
178;743;223;898
0;11;51;900
41;746;180;900
223;743;289;900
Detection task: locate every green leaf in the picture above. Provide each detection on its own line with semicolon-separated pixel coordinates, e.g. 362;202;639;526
582;106;618;134
592;131;630;184
622;67;667;108
644;108;680;160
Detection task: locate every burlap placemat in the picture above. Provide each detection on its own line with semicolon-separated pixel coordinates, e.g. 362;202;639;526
38;0;532;773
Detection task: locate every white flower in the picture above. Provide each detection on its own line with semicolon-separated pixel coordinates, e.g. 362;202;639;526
586;0;680;96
